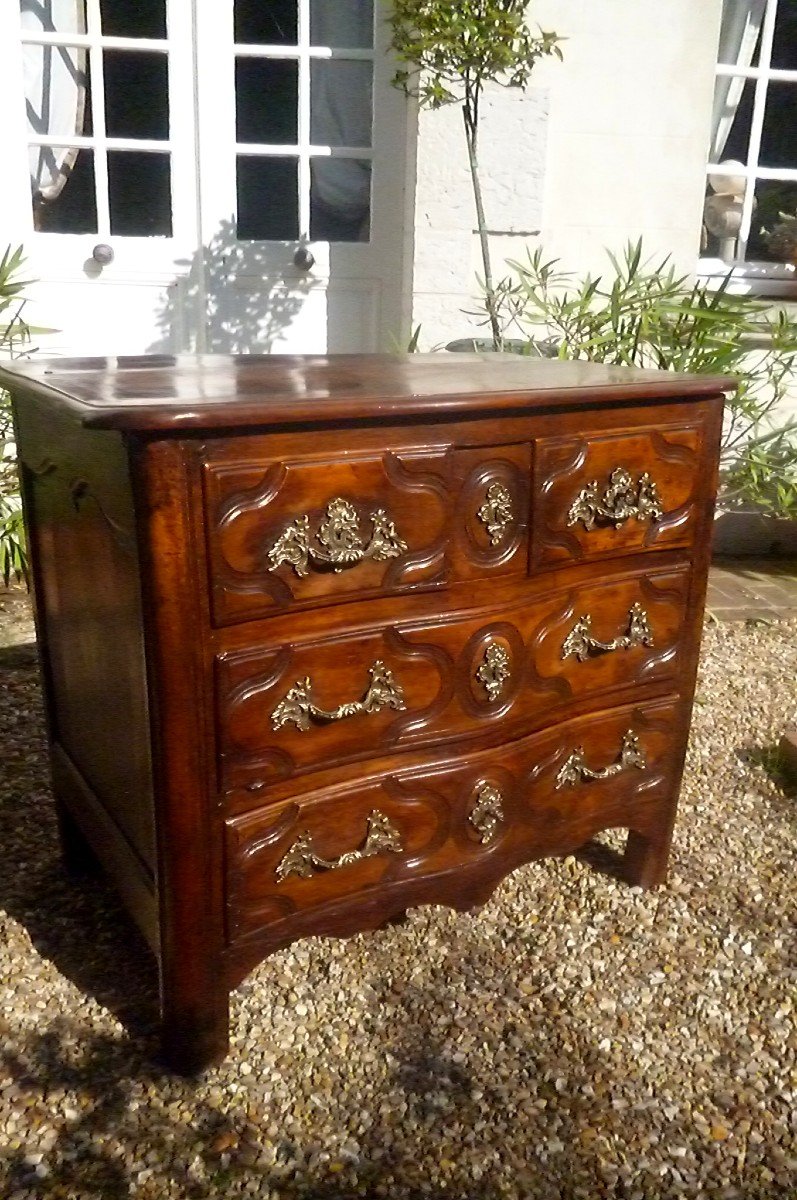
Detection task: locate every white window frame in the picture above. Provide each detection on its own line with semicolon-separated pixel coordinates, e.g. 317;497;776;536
699;0;797;298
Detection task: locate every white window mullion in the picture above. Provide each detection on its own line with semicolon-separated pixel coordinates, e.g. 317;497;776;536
85;0;110;236
298;0;311;239
736;0;779;261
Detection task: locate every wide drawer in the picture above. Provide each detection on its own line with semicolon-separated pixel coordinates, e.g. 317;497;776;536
225;696;681;943
533;422;706;568
216;563;691;796
202;442;530;624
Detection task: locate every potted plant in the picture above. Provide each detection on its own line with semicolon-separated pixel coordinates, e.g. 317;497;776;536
388;0;562;351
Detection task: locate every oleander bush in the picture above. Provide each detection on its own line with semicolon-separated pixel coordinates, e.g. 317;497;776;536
0;245;33;586
485;240;797;519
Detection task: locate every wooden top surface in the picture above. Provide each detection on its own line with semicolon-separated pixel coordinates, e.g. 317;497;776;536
0;353;734;432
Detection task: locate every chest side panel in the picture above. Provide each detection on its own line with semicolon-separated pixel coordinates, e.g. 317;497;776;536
13;401;156;874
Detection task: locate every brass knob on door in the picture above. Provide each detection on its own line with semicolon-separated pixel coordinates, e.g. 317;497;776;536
293;247;315;271
92;243;114;266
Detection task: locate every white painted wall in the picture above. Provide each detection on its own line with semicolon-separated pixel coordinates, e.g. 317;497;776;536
410;0;724;348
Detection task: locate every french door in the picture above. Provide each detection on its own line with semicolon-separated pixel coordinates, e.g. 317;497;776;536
7;0;409;356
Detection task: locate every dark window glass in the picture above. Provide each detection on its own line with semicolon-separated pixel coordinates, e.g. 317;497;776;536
237;156;298;239
771;0;797;70
108;151;172;235
236;58;298;144
32;148;97;233
311;60;372;147
104;51;169;140
99;0;166;39
760;83;797;169
310;157;370;241
310;0;373;48
715;76;754;162
749;179;797;263
235;0;297;45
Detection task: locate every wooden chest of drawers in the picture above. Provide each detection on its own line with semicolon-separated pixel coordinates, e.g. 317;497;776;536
0;354;730;1073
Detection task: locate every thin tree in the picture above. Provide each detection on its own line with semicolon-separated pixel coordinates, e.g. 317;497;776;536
389;1;562;350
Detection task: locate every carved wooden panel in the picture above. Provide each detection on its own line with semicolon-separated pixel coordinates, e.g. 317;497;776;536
203;442;531;624
533;424;704;568
217;564;690;798
225;696;680;943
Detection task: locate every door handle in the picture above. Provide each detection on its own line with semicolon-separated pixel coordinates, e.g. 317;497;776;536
293;247;315;271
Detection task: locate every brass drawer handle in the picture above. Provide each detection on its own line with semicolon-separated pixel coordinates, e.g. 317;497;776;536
275;809;403;882
476;641;511;701
469;782;505;844
477;482;513;545
556;729;647;788
268;496;407;577
567;468;663;531
561;603;654;662
271;660;406;732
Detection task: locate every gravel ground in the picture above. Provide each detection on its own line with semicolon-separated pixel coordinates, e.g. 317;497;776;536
0;609;796;1200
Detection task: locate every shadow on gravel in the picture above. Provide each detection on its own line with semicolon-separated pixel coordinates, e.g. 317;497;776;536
0;662;160;1042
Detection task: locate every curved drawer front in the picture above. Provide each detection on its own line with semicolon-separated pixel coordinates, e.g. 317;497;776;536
217;565;690;795
225;696;681;942
533;423;705;568
203;443;530;624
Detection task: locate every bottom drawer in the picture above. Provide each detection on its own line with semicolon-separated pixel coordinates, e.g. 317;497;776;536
225;696;684;946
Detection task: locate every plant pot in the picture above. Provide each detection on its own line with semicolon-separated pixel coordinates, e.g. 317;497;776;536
712;509;797;557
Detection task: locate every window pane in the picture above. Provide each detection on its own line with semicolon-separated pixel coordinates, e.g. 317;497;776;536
759;83;797;170
31;148;97;233
108;151;172;235
24;42;91;139
104;52;169;140
771;0;797;69
236;59;298;144
310;61;372;147
237;156;298;239
716;1;764;68
311;157;370;241
235;0;297;45
99;0;166;39
710;75;754;163
310;1;373;48
749;179;797;264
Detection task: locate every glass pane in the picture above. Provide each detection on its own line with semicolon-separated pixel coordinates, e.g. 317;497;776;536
710;76;754;163
748;179;797;264
99;0;166;39
759;83;797;170
235;0;297;45
108;151;172;235
104;52;169;140
771;0;797;69
24;42;91;139
237;156;298;240
702;176;749;261
310;0;373;48
311;157;370;241
311;61;372;147
31;147;97;233
236;59;298;144
716;1;764;68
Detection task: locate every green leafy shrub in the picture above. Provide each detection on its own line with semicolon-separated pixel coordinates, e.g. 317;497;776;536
488;240;797;518
0;245;33;586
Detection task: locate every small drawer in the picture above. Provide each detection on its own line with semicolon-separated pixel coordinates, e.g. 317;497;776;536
202;441;530;624
533;423;705;569
217;564;690;797
225;696;680;943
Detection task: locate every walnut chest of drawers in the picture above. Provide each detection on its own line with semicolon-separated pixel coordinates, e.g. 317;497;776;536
0;353;731;1072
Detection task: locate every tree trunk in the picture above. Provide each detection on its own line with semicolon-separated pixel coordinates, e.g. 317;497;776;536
463;104;502;352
